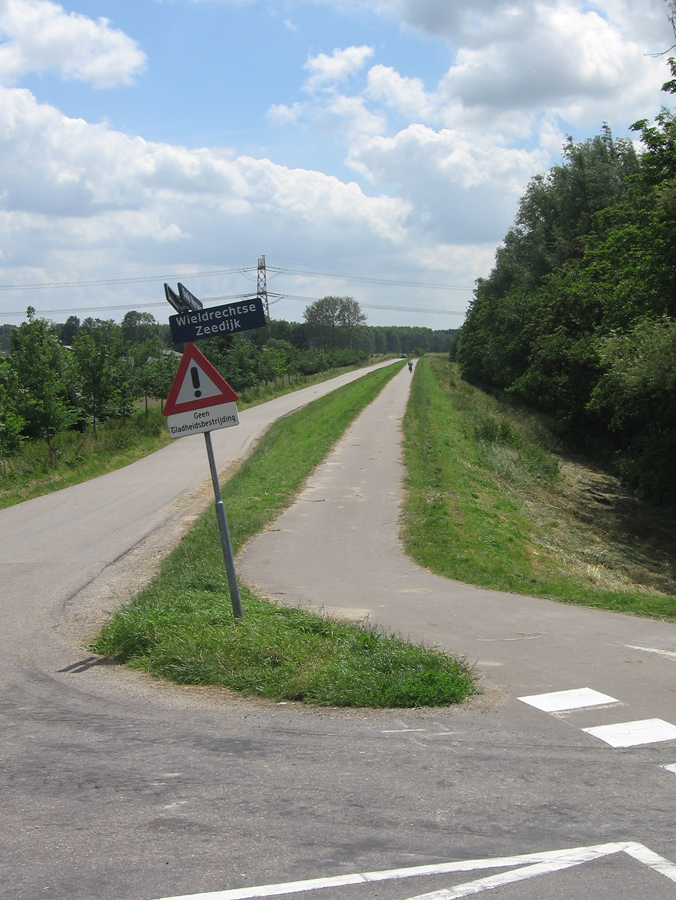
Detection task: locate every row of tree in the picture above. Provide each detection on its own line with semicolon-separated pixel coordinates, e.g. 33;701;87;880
0;309;178;461
1;293;457;464
263;297;456;356
455;57;676;504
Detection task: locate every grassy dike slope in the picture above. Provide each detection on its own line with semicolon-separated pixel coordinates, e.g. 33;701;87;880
402;356;676;621
94;361;476;708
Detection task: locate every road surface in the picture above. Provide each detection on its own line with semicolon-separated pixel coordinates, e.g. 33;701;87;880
2;360;676;900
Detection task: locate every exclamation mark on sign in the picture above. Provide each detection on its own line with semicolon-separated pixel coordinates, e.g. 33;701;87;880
191;366;202;397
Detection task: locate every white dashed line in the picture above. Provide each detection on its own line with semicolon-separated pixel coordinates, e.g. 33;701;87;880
583;718;676;748
518;687;619;713
149;842;676;900
518;688;676;750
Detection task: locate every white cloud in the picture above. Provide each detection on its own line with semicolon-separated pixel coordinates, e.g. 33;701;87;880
266;101;306;125
0;0;146;88
303;0;673;127
348;124;550;243
324;93;387;137
367;65;436;120
0;85;413;290
436;1;668;127
358;0;672;49
304;45;374;92
4;0;676;327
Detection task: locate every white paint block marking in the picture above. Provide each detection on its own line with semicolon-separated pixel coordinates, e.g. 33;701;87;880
662;763;676;775
150;842;676;900
584;718;676;748
518;687;619;713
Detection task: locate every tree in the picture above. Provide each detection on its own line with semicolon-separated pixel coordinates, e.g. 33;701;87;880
72;328;113;438
56;316;80;346
303;296;342;351
589;317;676;502
457;126;642;390
259;339;298;384
9;308;75;464
455;65;676;501
146;351;180;410
121;311;159;345
0;359;24;457
0;324;16;353
130;335;165;416
107;330;139;426
337;297;367;348
303;296;367;351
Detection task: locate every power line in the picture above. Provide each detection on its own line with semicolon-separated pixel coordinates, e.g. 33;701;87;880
267;265;472;291
269;293;465;315
0;263;472;297
2;293;465;319
0;267;256;292
0;258;471;318
1;293;253;317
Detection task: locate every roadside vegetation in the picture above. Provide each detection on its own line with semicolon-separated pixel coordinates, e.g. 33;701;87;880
455;53;676;506
402;356;676;622
0;300;455;509
93;361;476;708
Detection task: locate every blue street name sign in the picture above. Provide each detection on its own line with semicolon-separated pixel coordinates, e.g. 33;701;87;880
178;282;203;312
169;297;267;343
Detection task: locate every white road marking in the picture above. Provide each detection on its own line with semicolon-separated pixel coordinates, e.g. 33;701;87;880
381;729;426;733
402;857;616;900
626;644;676;662
661;763;676;775
584;718;676;748
623;843;676;881
150;842;676;900
518;687;619;713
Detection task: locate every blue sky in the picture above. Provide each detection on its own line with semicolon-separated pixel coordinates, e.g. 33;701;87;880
0;0;674;330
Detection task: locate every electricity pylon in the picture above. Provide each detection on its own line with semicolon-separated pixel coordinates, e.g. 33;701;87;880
257;255;268;318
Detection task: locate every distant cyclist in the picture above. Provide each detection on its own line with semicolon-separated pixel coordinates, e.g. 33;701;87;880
408;360;413;372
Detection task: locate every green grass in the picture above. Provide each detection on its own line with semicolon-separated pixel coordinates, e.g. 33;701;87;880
93;360;476;708
401;356;676;621
0;408;172;510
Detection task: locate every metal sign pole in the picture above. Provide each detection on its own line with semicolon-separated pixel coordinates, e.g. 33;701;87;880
204;431;243;619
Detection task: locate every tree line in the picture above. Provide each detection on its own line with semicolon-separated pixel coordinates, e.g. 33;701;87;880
1;296;456;463
455;56;676;505
0;309;178;461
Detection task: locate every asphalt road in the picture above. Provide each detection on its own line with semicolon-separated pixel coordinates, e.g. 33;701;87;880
2;360;676;900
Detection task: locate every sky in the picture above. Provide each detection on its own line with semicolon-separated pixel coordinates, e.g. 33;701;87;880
0;0;675;331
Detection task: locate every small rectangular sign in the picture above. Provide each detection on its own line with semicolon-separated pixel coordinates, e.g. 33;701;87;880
169;298;267;344
177;282;203;312
165;402;239;439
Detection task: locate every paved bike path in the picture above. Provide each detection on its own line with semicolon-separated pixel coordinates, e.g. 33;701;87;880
0;361;400;684
239;363;676;744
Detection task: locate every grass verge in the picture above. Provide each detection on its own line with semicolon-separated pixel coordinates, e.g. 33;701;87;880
0;407;174;510
401;356;676;621
93;361;476;707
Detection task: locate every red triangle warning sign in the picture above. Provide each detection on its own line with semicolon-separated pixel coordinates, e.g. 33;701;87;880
163;342;238;417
